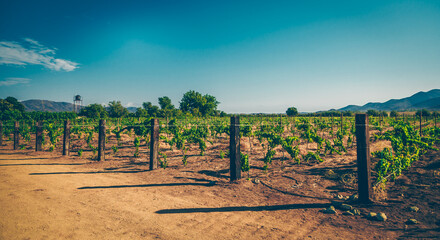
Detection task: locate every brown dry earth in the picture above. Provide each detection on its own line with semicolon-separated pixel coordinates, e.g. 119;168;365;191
0;142;439;239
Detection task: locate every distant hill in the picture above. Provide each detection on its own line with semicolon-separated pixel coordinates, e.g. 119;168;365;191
22;100;75;112
21;99;139;113
338;89;440;111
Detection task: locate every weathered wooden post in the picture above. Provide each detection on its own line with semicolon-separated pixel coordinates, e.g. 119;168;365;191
150;118;159;170
230;116;241;181
355;114;372;203
0;121;3;146
35;121;43;151
62;120;70;156
97;119;106;161
13;121;19;150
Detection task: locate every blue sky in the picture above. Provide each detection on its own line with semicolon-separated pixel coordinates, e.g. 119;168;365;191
1;0;439;113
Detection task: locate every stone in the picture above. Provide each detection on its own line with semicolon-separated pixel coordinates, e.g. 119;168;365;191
409;206;419;212
367;212;377;219
253;179;260;184
320;206;337;214
348;194;359;202
324;170;339;180
343;211;354;216
406;219;418;225
340;204;353;211
350;209;361;216
376;212;387;222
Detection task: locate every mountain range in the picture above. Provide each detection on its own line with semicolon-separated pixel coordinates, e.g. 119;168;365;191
338;89;440;112
20;89;440;113
21;100;138;113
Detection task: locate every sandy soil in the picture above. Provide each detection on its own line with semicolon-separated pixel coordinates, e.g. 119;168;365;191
0;136;439;239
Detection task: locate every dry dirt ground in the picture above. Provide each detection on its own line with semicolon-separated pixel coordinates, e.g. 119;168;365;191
0;138;439;239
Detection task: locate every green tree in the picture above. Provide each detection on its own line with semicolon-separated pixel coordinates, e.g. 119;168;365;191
366;109;380;117
286;107;298;116
107;101;129;118
135;108;149;118
416;109;431;118
142;102;159;117
79;104;108;118
179;90;219;116
158;96;174;110
0;97;25;112
390;110;399;118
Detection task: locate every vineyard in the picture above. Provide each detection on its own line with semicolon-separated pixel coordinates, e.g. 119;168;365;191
1;113;440;239
1;114;439;189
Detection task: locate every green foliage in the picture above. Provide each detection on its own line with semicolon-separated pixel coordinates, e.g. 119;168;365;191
241;153;250;172
415;109;431;117
107;101;129;118
79;104;108;118
158;96;174;110
373;121;437;185
286;107;298;117
111;145;118;154
219;150;225;159
134;137;140;157
390;110;399;118
179;90;219;116
303;151;323;162
142;102;159;117
158;152;168;169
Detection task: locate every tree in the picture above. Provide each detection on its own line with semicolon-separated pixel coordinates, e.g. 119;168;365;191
390;110;399;118
79;104;108;118
286;107;298;117
142;102;159;117
416;109;431;118
158;96;174;110
0;97;25;112
366;109;380;117
107;101;129;118
179;90;219;116
135;108;149;118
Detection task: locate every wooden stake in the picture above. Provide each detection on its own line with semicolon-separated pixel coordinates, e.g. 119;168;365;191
355;114;372;203
150;118;159;170
230;116;241;181
97;119;106;161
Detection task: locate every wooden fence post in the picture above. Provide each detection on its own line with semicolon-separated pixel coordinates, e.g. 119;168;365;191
13;121;19;150
150;118;159;170
63;120;70;156
0;121;3;146
230;116;241;181
355;114;372;203
36;121;43;151
97;119;106;161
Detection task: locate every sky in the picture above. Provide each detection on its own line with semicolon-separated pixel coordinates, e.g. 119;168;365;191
0;0;439;113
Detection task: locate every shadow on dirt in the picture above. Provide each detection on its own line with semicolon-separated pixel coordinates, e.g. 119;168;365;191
0;163;84;166
198;169;229;179
78;181;216;189
155;203;330;214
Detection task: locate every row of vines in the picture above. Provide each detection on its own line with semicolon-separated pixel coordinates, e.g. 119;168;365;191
1;115;439;186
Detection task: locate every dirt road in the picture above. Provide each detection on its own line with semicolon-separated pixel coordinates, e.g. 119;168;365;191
0;149;415;239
